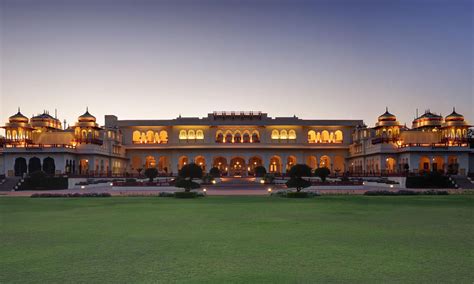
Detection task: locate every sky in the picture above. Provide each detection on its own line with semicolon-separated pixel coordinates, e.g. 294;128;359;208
0;0;472;128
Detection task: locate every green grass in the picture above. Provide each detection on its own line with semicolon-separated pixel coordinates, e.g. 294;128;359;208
1;196;473;283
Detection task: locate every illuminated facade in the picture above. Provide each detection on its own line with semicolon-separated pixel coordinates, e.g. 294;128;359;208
1;109;473;177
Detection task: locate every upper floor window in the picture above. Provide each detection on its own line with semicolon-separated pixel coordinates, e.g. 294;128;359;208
216;129;260;143
272;129;296;140
308;129;343;143
179;129;204;141
132;130;168;144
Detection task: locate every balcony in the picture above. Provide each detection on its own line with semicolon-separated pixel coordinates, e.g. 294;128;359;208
73;138;103;145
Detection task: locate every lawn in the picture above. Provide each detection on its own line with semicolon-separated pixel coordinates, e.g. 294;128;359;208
1;195;473;283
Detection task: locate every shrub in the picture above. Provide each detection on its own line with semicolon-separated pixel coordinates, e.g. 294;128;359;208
254;166;267;177
201;174;214;184
406;172;455;188
209;167;221;178
264;173;275;184
285;177;312;192
30;192;111;198
178;163;203;192
314;167;330;182
158;192;175;197
174;191;197;198
286;191;309;198
144;168;158;182
20;172;68;191
175;177;200;191
125;178;137;183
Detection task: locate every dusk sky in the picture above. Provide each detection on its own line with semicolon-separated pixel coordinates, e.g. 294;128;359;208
1;0;472;127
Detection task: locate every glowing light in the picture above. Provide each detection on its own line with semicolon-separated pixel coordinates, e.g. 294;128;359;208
81;186;85;189
212;180;216;184
110;183;113;186
390;185;394;188
203;188;207;192
267;188;272;192
260;180;265;184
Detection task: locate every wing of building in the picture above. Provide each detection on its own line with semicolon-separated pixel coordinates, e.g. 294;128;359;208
1;108;473;177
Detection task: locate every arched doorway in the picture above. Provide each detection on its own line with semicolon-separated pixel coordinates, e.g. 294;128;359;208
419;156;430;173
269;156;282;174
145;156;156;168
14;157;27;177
213;157;228;176
79;159;89;175
306;155;317;170
229;157;246;176
319;155;331;169
432;156;444;173
157;156;169;174
248;156;263;175
28;157;41;173
334;156;345;175
286;156;297;172
195;156;206;172
178;156;188;170
385;157;396;174
43;157;56;175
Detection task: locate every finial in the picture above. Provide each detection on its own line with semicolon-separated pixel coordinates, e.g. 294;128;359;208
18;107;20;113
86;106;89;112
453;107;456;113
385;106;388;112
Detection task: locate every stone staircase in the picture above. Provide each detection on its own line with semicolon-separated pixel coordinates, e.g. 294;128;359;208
451;175;474;189
0;177;21;191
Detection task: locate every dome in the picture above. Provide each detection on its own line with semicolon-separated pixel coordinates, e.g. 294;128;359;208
78;107;96;122
9;108;28;123
378;107;397;121
445;107;464;122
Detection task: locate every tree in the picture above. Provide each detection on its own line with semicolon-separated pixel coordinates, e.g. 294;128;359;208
144;168;158;182
209;167;221;178
254;166;267;177
314;167;330;182
285;164;312;192
177;163;203;192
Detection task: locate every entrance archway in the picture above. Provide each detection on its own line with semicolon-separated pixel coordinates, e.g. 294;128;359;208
269;155;282;174
306;155;317;170
419;156;430;173
28;157;41;173
213;157;228;176
385;157;396;173
286;156;297;172
195;156;206;172
178;156;188;170
43;157;56;175
248;156;263;175
14;157;27;177
145;156;156;168
229;157;246;176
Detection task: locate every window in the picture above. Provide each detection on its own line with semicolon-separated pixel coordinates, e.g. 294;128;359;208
288;129;296;139
196;130;204;139
280;130;288;140
271;130;279;140
179;130;187;140
188;130;195;139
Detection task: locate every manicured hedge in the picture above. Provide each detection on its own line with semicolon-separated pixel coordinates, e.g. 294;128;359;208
20;177;68;190
286;191;309;198
364;190;449;196
406;173;455;189
174;191;198;198
31;193;111;198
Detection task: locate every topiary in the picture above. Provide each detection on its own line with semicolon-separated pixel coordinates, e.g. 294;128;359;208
314;167;330;182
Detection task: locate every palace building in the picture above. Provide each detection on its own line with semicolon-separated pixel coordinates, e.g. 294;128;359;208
0;109;473;177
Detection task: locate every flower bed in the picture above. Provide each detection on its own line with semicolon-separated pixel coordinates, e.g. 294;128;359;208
112;181;171;187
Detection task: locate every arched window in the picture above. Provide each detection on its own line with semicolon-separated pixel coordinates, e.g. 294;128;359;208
196;130;204;139
154;133;160;143
159;130;168;143
179;130;187;140
216;131;224;143
280;130;288;140
140;132;146;143
288;129;296;139
243;132;250;143
188;130;196;139
132;131;141;143
316;132;321;142
234;131;242;143
308;130;316;143
6;130;11;139
251;131;260;143
146;130;155;143
271;130;279;140
329;132;334;142
335;130;343;142
321;130;329;143
225;131;233;143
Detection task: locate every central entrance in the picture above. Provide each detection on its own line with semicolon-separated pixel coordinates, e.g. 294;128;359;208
229;157;246;176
